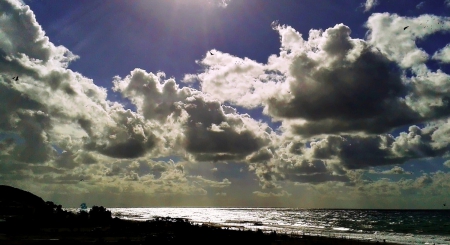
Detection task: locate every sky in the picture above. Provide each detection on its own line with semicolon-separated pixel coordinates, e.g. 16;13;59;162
1;0;450;209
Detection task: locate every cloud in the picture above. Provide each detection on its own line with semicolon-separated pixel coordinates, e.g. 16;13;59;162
215;0;231;8
363;0;379;12
446;0;450;7
416;1;425;9
193;22;427;136
390;125;444;158
53;150;98;169
253;190;291;198
366;13;450;69
269;14;450;136
190;176;231;188
444;160;450;168
0;1;78;68
246;136;352;189
245;119;449;188
269;24;407;124
433;44;450;63
113;68;274;162
196;18;449;137
369;166;413;175
308;135;398;169
245;122;448;190
0;1;168;163
191;51;270;108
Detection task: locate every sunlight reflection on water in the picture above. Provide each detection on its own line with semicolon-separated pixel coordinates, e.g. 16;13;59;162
66;208;450;245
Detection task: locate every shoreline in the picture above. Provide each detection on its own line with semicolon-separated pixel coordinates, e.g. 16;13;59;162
0;216;404;245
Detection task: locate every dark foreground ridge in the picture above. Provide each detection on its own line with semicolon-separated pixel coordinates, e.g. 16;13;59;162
0;185;401;245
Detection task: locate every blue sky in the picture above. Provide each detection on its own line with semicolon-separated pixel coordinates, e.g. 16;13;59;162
1;0;450;208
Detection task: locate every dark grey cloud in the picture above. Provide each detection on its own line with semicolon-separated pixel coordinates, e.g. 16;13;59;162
183;96;269;159
114;69;273;162
311;135;399;169
267;24;418;135
94;138;152;159
76;107;162;159
307;125;450;170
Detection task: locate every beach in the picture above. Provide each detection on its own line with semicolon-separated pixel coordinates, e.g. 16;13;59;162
0;216;402;245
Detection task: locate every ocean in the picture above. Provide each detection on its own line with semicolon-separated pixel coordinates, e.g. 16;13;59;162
71;208;450;245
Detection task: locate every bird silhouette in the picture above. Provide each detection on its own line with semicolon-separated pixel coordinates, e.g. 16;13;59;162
209;51;214;55
403;26;409;30
12;76;18;81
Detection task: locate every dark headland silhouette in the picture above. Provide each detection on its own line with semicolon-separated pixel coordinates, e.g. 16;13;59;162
0;185;400;244
0;185;45;208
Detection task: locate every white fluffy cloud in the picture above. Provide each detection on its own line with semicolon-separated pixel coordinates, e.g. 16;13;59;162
366;14;450;69
363;0;379;12
187;51;276;108
433;44;450;63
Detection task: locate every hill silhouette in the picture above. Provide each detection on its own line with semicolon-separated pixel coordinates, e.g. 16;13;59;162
0;185;46;216
0;185;45;206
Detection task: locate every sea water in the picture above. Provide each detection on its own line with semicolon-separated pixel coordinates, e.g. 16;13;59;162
72;208;450;245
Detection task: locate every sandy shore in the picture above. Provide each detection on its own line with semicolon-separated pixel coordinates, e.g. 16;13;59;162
0;217;402;245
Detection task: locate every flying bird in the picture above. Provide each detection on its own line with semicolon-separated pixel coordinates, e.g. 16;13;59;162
403;26;409;30
209;51;214;55
12;76;18;81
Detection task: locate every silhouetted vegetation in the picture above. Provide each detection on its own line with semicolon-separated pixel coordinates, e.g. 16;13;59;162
89;205;112;224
